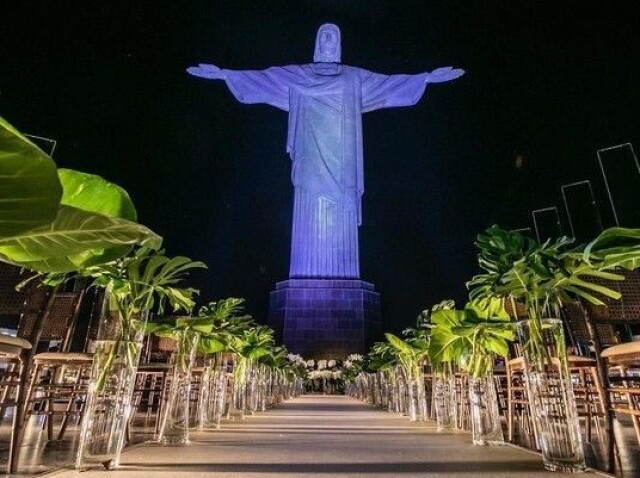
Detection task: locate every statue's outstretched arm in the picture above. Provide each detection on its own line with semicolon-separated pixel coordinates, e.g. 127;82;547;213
187;64;298;112
187;63;227;80
425;66;465;83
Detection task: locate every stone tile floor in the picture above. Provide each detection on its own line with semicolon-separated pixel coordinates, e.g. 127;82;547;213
1;395;638;477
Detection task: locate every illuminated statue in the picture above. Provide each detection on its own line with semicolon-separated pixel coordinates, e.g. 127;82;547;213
188;23;463;279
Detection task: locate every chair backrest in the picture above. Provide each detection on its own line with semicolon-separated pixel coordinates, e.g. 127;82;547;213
18;289;85;352
562;301;620;349
0;263;38;329
503;299;527;321
585;269;640;324
83;288;106;352
143;335;177;364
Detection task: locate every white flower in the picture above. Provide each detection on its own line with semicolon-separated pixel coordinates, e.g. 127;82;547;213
332;371;342;379
287;353;303;363
346;353;363;362
306;359;315;368
327;360;336;368
344;360;352;368
317;359;327;370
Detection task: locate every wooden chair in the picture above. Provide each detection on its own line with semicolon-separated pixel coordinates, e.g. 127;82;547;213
1;281;53;474
0;263;36;330
0;265;37;422
0;333;32;474
505;355;538;446
601;342;640;451
566;269;640;473
22;289;88;441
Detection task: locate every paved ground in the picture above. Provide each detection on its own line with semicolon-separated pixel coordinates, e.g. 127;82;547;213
41;395;610;478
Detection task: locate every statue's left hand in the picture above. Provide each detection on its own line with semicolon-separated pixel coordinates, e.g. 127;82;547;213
426;67;465;83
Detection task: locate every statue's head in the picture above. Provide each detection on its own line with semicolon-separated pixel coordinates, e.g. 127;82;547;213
314;23;341;63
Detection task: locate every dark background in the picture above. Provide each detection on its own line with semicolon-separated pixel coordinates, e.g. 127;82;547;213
1;1;639;334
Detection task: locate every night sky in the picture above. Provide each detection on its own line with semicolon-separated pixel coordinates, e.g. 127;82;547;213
2;2;639;334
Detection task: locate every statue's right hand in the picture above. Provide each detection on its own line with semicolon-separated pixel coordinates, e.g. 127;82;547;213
187;63;226;80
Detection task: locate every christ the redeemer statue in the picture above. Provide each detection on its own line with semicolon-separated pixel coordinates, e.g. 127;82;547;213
188;23;464;280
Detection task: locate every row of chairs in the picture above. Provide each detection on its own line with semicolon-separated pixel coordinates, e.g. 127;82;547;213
498;271;640;473
417;271;639;474
0;263;185;473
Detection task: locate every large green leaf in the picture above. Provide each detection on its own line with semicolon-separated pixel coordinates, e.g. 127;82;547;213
59;169;137;221
0;205;162;272
385;333;414;355
198;336;228;354
58;168;143;264
0;115;62;236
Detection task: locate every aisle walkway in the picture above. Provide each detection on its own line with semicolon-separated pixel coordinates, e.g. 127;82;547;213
45;395;607;478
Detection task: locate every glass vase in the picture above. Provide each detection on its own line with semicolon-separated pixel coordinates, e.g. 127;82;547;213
469;374;505;446
407;367;427;422
76;300;148;469
434;364;456;431
157;331;199;445
197;358;213;429
517;318;586;472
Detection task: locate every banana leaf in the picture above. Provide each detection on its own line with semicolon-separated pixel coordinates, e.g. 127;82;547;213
0;115;62;236
0;205;161;272
58;169;137;221
198;336;228;354
384;333;415;354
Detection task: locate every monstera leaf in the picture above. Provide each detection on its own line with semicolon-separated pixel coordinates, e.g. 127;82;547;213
0;116;62;236
427;309;470;364
0;205;161;272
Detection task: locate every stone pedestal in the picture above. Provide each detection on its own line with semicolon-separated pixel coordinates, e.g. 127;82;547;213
268;279;381;359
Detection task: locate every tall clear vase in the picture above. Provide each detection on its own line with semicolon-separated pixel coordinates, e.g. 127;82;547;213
247;362;259;414
378;371;389;410
233;357;248;419
197;358;213;429
212;366;228;427
434;364;456;431
417;367;428;421
517;318;585;472
469;374;504;445
76;302;149;469
406;368;428;422
157;331;199;445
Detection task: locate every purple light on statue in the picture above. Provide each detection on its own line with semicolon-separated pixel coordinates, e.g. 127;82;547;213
188;24;464;280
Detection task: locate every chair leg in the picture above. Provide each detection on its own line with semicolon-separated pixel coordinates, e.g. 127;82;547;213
57;367;84;441
507;374;514;442
0;362;17;425
8;358;30;474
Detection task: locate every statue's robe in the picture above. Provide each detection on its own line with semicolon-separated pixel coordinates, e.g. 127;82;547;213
224;64;429;278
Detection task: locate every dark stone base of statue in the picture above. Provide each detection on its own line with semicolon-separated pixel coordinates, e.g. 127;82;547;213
268;279;381;359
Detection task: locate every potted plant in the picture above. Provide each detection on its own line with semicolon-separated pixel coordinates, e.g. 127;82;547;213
0;115;161;473
467;225;640;472
366;343;401;411
193;298;252;428
428;298;514;445
144;315;207;445
76;248;205;466
385;331;429;422
229;326;276;419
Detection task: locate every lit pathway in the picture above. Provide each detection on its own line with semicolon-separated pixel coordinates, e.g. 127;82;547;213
45;395;607;478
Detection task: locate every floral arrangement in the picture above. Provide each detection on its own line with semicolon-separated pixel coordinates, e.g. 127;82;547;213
304;356;358;393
